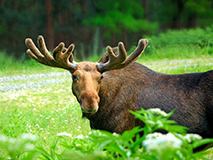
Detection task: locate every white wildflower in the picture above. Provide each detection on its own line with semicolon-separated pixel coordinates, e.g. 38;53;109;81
24;143;35;151
143;132;182;151
113;132;119;136
21;133;37;141
51;118;55;121
0;135;8;143
183;134;202;143
57;132;72;137
156;120;164;128
76;135;84;139
149;108;168;117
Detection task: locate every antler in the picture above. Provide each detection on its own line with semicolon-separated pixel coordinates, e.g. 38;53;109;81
97;39;148;73
25;35;77;72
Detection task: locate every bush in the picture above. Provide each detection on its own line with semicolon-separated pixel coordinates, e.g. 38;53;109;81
145;25;213;55
1;108;213;160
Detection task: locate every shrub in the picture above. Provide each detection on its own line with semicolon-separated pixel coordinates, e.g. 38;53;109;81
1;108;213;160
145;25;213;55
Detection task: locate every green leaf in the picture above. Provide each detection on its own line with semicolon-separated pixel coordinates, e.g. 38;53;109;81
36;147;52;160
105;144;128;158
96;140;113;151
192;138;213;149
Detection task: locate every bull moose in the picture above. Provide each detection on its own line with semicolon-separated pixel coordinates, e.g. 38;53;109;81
25;35;213;151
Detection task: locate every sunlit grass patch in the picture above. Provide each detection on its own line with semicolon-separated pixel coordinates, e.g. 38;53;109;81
140;57;213;74
2;108;212;159
0;81;91;154
0;48;213;159
0;71;71;92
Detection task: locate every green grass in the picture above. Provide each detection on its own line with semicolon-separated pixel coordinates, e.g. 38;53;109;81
1;54;212;158
1;27;213;159
0;81;90;141
0;52;65;77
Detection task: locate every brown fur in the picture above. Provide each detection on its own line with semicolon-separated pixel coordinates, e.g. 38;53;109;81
80;62;213;151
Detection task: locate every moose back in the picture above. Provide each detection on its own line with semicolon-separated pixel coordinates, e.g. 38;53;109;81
25;36;213;150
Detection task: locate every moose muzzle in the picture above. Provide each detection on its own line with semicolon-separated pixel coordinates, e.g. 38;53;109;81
79;91;100;114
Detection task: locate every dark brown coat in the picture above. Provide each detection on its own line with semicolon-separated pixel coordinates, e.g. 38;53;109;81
83;62;213;140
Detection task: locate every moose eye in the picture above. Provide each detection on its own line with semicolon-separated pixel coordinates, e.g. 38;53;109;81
97;76;104;83
72;75;78;81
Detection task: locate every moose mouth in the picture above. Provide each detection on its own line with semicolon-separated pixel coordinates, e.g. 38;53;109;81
81;108;97;114
79;96;99;114
80;102;98;114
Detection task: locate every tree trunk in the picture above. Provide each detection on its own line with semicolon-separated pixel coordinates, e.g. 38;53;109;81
144;0;149;20
45;0;54;50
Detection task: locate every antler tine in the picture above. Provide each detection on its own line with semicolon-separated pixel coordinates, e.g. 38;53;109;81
122;39;148;66
53;42;77;71
97;39;148;73
25;35;77;72
96;43;127;73
37;35;56;62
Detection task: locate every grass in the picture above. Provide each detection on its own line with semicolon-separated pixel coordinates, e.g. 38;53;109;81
0;51;65;77
1;28;213;159
1;54;213;158
0;80;90;140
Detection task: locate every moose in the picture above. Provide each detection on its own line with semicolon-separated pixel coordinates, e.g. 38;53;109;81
25;35;213;151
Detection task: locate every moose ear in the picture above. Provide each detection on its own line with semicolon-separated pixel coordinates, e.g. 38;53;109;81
98;47;118;63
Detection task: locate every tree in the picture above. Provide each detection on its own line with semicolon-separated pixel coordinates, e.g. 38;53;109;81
45;0;54;50
83;0;158;46
152;0;213;29
0;0;213;59
0;0;45;58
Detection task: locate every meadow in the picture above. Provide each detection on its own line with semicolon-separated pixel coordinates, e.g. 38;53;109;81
1;28;213;159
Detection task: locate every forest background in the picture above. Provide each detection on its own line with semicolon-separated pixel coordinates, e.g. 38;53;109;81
0;0;213;60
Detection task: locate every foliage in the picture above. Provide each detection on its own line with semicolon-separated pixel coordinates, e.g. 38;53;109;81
143;25;213;56
154;0;213;27
1;108;213;160
150;25;213;48
0;133;38;159
83;0;158;38
0;0;213;58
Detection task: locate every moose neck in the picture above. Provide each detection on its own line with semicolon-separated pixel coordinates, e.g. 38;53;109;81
82;62;155;131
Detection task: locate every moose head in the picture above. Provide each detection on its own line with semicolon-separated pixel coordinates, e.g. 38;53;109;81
25;36;148;114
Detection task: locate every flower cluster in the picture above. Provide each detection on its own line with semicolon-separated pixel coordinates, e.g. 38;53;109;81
0;133;37;157
142;132;203;152
149;108;168;117
143;132;183;151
